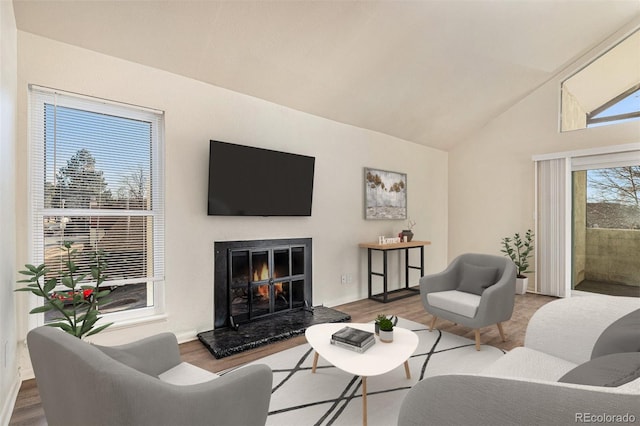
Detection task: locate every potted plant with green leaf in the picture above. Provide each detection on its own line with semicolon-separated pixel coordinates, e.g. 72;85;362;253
501;229;534;295
374;314;387;335
377;316;394;343
16;241;113;339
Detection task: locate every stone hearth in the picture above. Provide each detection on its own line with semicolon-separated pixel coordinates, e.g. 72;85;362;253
197;306;350;358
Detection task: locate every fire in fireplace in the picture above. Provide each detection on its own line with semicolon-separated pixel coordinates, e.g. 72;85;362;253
214;238;312;329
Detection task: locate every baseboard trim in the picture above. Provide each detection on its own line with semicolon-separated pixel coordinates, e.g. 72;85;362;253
0;373;21;426
175;330;198;344
19;366;34;381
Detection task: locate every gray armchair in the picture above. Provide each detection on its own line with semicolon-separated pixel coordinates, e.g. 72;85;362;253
27;326;273;426
419;253;516;350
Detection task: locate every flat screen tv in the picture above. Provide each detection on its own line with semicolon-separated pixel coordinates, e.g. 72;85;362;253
208;140;315;216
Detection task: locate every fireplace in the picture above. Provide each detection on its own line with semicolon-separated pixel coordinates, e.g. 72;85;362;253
214;238;312;329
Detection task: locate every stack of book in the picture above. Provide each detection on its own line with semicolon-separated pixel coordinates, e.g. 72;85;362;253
330;326;376;353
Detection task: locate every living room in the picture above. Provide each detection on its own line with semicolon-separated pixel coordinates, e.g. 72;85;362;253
1;1;639;425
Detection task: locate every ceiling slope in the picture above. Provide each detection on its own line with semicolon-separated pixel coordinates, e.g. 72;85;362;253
13;0;640;150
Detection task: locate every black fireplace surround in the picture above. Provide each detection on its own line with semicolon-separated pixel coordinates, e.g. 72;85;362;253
199;237;350;358
214;238;313;329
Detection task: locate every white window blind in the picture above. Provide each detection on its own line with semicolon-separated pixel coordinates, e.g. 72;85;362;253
535;158;570;297
29;86;165;319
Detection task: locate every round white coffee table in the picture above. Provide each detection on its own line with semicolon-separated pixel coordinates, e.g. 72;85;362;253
305;323;418;426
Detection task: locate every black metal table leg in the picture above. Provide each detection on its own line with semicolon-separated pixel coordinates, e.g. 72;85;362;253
367;248;373;298
383;250;388;302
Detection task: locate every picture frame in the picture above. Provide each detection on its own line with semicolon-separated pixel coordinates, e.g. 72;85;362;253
364;167;407;220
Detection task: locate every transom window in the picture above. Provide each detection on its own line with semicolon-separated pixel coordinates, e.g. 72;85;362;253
561;28;640;132
29;86;165;324
588;85;640;128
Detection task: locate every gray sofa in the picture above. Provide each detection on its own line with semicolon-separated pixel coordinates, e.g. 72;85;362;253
399;295;640;426
27;327;273;426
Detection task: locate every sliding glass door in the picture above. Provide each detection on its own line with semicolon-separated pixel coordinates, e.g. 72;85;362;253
571;160;639;297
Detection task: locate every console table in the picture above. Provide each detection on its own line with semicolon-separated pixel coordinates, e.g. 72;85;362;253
358;240;431;303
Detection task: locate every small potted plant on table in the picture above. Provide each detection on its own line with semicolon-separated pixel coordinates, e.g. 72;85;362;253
377;317;394;343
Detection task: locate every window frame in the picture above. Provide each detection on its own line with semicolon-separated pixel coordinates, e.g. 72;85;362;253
587;83;640;127
560;27;640;132
28;85;166;328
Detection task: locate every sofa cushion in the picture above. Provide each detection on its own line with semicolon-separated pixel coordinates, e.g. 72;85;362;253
559;352;640;387
158;362;219;386
457;263;498;295
618;376;640;392
480;346;577;381
427;290;482;318
591;309;640;359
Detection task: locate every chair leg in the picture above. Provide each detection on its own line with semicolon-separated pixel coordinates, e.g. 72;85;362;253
429;316;437;331
497;323;507;342
474;329;481;351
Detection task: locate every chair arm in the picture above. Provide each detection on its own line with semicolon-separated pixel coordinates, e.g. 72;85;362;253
524;295;640;365
419;259;460;294
95;332;182;377
398;374;639;426
95;364;273;426
472;269;516;326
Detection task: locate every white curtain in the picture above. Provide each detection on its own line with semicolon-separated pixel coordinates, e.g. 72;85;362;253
536;158;569;297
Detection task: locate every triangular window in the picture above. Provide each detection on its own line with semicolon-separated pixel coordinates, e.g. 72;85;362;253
587;84;640;127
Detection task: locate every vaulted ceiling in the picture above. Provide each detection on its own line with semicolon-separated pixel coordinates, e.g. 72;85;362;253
12;0;640;150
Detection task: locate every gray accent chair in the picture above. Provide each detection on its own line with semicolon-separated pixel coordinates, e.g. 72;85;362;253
419;253;516;350
27;326;273;426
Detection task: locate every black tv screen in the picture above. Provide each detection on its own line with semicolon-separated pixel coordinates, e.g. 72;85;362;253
208;140;315;216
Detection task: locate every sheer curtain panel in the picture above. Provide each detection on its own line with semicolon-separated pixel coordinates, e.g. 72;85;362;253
535;158;569;297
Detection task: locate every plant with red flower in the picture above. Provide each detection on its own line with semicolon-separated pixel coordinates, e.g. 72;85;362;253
16;241;113;339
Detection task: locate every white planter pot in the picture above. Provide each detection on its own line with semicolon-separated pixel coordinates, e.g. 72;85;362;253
516;277;528;295
379;329;394;343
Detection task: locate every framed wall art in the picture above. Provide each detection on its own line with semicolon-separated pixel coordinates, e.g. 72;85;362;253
364;167;407;220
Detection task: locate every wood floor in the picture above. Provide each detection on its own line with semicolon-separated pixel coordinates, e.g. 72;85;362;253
9;292;556;425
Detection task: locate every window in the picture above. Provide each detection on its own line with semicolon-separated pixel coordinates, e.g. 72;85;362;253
588;85;640;128
586;166;640;228
561;28;640;132
29;86;165;324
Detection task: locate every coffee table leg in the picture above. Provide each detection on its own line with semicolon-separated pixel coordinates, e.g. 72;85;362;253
404;360;411;379
312;351;319;373
361;376;367;426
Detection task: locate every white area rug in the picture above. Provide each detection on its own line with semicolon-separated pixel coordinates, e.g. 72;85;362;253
243;318;504;426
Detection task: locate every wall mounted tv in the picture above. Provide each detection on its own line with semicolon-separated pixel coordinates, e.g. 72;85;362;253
208;140;315;216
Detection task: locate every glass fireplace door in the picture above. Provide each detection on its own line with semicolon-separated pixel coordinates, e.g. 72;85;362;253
227;244;307;325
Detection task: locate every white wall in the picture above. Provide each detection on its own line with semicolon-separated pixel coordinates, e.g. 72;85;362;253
15;32;448;369
448;21;640;261
0;0;20;423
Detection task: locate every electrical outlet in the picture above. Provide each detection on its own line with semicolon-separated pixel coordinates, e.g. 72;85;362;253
346;274;353;284
341;275;347;285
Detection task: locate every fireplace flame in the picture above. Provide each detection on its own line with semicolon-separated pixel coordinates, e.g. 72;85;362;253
253;263;269;281
253;261;283;298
